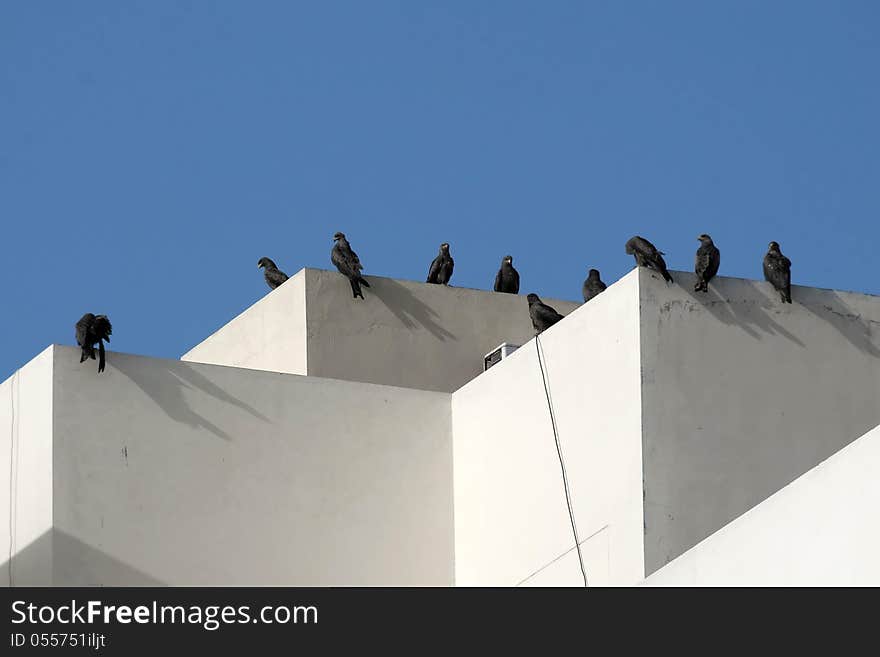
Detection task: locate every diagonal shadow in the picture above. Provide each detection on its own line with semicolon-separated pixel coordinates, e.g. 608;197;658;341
3;528;165;586
112;357;269;442
679;277;806;347
680;282;762;340
799;291;880;358
370;278;457;341
169;363;271;422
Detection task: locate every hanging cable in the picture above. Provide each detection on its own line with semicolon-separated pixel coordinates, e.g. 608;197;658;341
535;334;589;587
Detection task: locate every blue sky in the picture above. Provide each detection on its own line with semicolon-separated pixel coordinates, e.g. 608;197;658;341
2;1;878;379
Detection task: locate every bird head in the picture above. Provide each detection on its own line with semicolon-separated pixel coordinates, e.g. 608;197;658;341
440;242;450;252
94;315;112;340
768;241;781;252
333;232;345;242
588;268;600;278
526;293;540;304
503;255;513;265
257;257;276;270
697;234;713;244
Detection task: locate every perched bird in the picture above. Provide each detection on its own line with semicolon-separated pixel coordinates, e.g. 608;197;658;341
75;313;112;373
527;294;564;334
494;255;520;294
582;268;607;302
257;257;289;290
426;242;454;285
694;234;721;292
763;241;792;303
331;232;371;299
625;236;673;283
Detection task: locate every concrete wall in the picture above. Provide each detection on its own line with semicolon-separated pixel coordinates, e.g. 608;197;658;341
182;269;307;375
451;270;645;586
643;423;880;586
0;346;54;587
639;269;880;574
185;268;580;393
49;347;453;586
8;266;880;587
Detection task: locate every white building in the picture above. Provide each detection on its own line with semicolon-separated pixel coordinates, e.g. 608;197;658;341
2;267;879;586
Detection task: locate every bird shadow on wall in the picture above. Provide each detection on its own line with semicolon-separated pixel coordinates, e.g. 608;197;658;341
680;280;806;348
370;279;457;341
112;357;270;442
799;292;880;358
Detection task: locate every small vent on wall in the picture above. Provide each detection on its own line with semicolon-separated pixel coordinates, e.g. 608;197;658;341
483;343;520;371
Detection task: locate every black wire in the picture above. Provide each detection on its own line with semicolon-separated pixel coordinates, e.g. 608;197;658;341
535;334;589;587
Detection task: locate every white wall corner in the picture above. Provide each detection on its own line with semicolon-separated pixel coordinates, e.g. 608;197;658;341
181;268;308;376
452;269;645;586
637;267;880;576
641;422;880;586
1;344;54;586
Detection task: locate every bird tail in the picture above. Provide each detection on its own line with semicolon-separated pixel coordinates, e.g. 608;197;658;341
662;270;674;284
359;276;371;288
349;278;364;300
98;341;106;373
784;287;792;303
